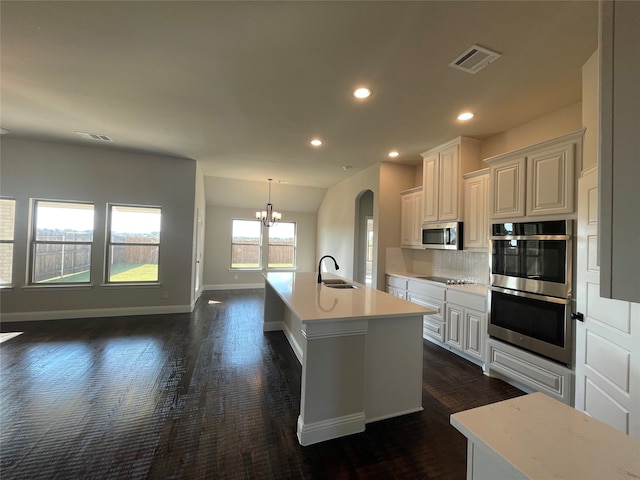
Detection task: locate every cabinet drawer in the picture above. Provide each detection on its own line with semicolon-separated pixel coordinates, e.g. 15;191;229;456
424;317;446;343
447;289;487;312
408;293;443;318
387;275;408;289
487;339;573;404
407;280;446;301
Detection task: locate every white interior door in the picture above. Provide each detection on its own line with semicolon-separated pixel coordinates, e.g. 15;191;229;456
574;166;639;438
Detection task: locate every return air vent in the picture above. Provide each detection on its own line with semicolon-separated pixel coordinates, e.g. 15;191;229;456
449;44;501;74
75;131;113;142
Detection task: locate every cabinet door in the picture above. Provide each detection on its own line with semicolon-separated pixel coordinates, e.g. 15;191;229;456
400;193;414;247
526;143;575;216
422;153;439;222
446;304;464;350
438;144;460;221
490;157;526;219
463;174;488;249
411;192;423;246
463;309;485;360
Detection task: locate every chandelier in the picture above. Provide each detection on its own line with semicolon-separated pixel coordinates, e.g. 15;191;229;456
256;178;281;227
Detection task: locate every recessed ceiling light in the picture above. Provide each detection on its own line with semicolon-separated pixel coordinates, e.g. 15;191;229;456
388;151;399;158
0;127;9;135
353;87;371;99
457;112;474;121
342;165;352;171
310;138;323;147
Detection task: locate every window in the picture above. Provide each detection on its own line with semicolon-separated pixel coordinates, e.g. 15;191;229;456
0;198;16;285
268;222;296;269
231;219;261;269
107;205;161;283
30;200;94;284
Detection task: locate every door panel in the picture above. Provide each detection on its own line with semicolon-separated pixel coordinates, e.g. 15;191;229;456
575;167;639;438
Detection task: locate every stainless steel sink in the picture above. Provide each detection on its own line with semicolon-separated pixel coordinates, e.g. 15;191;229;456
322;279;359;289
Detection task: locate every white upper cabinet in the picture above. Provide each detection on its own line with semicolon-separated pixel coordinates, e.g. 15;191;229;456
421;137;482;223
485;130;584;220
526;143;575;216
463;169;489;250
490;157;526;218
400;187;423;248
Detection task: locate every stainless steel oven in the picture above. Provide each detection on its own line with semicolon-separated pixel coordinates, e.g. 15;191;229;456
489;287;572;365
489;220;573;365
490;220;572;298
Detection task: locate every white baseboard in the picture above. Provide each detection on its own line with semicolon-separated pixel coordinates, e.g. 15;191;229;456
203;283;265;291
1;304;193;322
296;412;366;446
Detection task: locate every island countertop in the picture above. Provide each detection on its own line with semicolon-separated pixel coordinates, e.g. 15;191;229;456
450;392;640;479
264;271;435;323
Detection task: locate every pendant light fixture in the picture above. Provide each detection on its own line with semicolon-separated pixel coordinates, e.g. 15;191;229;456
256;178;281;227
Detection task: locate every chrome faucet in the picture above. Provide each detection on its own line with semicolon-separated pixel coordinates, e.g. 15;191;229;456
317;255;339;283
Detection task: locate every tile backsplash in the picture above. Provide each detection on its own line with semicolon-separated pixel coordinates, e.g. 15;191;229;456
387;247;490;284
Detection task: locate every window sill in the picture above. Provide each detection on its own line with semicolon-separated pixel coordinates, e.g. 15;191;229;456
22;284;94;291
100;283;161;289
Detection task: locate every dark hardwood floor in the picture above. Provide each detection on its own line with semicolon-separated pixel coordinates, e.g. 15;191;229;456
1;289;523;479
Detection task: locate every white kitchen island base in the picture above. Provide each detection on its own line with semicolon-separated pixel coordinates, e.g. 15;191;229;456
263;272;434;446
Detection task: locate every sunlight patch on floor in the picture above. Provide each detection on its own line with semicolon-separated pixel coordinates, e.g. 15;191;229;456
0;332;24;344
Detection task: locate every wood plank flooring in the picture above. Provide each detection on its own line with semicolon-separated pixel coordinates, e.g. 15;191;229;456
1;289;523;479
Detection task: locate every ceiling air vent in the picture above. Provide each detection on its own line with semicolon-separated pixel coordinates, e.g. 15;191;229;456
75;131;113;142
449;44;501;74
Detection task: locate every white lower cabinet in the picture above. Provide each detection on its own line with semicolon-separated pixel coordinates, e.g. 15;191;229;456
386;275;407;300
445;289;487;364
487;338;573;405
407;279;446;344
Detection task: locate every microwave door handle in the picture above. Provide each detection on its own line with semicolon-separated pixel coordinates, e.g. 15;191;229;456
444;229;450;245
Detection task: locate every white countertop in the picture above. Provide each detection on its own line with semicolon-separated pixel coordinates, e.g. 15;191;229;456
264;271;435;323
386;271;488;297
450;392;640;479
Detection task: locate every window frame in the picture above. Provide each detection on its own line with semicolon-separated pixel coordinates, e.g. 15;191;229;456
29;199;95;285
105;203;162;284
230;218;263;270
267;221;297;270
0;197;16;287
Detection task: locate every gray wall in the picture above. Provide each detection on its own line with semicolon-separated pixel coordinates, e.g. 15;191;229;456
316;163;414;289
0;138;197;320
203;205;317;288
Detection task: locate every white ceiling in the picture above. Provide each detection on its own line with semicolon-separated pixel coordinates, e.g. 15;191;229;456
1;1;598;195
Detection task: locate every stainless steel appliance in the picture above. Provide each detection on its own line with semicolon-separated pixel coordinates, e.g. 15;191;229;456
488;220;573;365
421;222;462;250
490;220;572;298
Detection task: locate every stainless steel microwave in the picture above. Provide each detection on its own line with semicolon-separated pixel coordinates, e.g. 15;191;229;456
421;222;463;250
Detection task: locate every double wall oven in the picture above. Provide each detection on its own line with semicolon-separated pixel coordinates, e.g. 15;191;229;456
488;220;573;365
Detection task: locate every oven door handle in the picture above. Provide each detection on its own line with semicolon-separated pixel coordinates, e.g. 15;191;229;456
489;234;570;241
490;286;570;305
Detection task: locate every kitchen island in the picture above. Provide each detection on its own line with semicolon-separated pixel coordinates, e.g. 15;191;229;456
451;392;640;479
263;271;435;446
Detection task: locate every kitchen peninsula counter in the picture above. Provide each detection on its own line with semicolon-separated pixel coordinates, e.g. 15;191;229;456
451;392;640;479
263;271;435;446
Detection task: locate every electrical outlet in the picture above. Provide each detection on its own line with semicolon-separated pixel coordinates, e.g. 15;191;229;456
234;274;238;280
